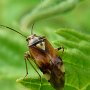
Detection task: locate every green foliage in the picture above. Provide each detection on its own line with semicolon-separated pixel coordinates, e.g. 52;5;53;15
16;78;54;90
56;29;90;90
0;0;90;90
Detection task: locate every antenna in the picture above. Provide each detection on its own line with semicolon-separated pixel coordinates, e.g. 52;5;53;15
31;23;35;35
0;25;27;38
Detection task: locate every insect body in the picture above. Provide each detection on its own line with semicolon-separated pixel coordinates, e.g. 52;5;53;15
26;34;65;90
0;25;65;90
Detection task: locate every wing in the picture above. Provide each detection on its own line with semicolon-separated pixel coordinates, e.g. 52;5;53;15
29;46;50;69
44;38;57;60
49;57;65;90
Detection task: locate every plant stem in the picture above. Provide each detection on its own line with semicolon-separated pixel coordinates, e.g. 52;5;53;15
20;0;80;31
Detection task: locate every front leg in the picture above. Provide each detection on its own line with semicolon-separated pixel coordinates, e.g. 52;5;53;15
24;51;30;78
24;51;42;82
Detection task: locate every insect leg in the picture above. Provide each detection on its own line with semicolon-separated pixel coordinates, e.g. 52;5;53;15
28;59;42;83
24;51;42;82
57;46;64;51
56;46;64;54
24;51;30;78
24;58;28;78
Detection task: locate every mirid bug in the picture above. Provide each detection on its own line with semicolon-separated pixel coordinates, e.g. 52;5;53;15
0;24;65;90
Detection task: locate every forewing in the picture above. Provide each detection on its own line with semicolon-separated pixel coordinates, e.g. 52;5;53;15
44;39;57;59
29;46;50;67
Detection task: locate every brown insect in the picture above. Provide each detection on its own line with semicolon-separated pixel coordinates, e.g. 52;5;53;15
0;24;65;90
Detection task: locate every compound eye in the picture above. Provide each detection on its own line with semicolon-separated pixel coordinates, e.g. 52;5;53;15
36;42;45;50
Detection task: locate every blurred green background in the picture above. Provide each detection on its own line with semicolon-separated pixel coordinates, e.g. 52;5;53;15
0;0;90;90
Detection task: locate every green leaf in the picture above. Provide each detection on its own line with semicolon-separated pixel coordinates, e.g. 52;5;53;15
16;78;54;90
55;28;90;90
